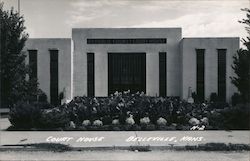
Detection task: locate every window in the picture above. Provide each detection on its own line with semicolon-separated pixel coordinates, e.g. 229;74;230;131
196;49;205;101
87;38;167;44
50;50;59;106
159;52;167;97
28;50;38;102
28;50;37;80
87;53;95;97
218;49;227;102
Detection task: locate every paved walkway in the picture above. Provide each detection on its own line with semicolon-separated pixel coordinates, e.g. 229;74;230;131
0;118;250;148
0;108;9;114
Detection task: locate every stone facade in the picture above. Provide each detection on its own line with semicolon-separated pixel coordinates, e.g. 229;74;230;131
24;38;72;103
180;38;239;102
24;28;239;103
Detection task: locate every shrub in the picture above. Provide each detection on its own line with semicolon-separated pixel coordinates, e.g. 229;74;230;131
112;119;120;125
126;116;135;125
200;117;209;125
156;117;167;126
82;120;91;126
210;93;218;102
207;110;224;129
39;108;70;128
188;118;200;126
68;121;76;129
33;102;53;109
144;124;156;130
191;92;198;103
38;91;48;103
101;115;112;125
9;102;42;128
93;120;103;126
140;117;150;125
221;104;250;129
231;93;242;106
8;91;250;130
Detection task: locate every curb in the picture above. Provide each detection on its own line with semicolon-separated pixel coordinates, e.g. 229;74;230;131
0;145;196;152
1;143;250;152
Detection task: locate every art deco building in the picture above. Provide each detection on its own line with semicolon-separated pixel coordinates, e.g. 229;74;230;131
24;28;239;105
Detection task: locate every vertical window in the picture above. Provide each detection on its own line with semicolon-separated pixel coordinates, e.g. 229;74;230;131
87;53;94;97
159;52;167;97
196;49;205;101
50;50;59;106
28;50;37;80
218;49;227;102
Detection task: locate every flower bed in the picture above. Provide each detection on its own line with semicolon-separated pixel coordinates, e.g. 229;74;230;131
8;91;250;130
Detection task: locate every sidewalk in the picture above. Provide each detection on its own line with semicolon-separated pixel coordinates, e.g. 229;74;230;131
0;118;250;150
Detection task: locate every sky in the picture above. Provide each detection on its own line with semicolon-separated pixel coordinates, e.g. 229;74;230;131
1;0;249;43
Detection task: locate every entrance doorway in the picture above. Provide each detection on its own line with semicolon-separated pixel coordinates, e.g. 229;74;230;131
108;53;146;95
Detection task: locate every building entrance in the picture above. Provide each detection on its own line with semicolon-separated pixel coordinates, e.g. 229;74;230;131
108;53;146;95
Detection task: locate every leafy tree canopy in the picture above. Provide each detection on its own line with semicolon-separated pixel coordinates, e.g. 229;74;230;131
231;8;250;103
0;3;40;108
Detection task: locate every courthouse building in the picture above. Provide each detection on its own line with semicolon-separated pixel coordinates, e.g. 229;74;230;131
24;28;239;105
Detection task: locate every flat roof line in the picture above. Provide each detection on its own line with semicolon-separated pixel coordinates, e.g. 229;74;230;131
72;27;182;30
182;37;239;39
28;38;71;40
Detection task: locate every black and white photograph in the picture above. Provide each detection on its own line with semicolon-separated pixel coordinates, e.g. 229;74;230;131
0;0;250;160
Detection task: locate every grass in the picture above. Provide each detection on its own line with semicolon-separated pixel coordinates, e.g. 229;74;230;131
185;143;250;151
2;143;250;152
129;145;151;152
2;143;72;152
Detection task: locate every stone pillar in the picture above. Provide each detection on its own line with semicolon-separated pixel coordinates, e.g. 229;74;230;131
146;52;159;96
95;52;108;97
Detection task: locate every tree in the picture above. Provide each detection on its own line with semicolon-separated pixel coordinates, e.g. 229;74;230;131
231;8;250;103
0;3;39;108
